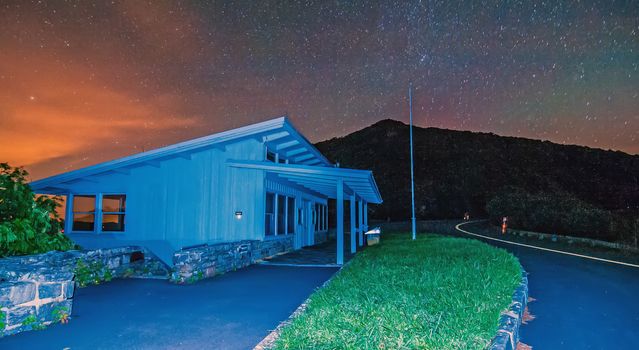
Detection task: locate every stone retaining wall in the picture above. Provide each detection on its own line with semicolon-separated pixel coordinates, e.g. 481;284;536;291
0;246;168;337
171;235;295;284
0;270;74;336
488;270;529;350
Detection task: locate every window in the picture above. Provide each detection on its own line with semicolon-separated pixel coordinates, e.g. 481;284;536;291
266;150;276;162
102;195;126;232
72;195;96;231
265;192;275;235
277;195;286;235
287;197;295;234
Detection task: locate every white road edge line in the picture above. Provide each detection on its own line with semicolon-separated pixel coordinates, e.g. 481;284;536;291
455;220;639;269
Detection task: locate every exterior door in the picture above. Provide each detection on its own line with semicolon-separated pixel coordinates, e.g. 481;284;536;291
297;200;314;247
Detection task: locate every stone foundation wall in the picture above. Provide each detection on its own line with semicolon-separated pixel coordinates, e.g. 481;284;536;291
0;270;74;336
171;235;294;284
0;246;169;337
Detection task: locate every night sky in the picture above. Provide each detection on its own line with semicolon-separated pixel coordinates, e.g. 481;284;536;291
1;1;638;180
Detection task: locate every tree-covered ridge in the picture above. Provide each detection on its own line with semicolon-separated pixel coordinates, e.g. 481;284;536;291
316;120;639;244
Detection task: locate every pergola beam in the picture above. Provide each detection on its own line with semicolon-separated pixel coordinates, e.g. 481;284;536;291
336;179;344;265
350;194;356;254
358;199;364;246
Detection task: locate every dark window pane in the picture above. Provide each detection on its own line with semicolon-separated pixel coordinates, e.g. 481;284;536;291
287;197;295;234
72;213;94;231
103;195;126;212
277;195;286;235
265;192;275;235
73;195;95;213
102;214;125;231
265;214;274;236
266;151;276;162
265;192;274;214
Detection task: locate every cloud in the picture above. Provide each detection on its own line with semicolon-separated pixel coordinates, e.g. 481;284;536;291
0;50;199;178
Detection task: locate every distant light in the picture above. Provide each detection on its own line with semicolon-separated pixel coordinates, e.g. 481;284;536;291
235;211;243;220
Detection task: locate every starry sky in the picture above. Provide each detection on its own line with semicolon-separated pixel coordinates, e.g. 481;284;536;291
1;0;638;180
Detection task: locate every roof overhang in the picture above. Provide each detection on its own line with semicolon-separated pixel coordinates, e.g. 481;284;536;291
227;160;383;204
30;116;332;193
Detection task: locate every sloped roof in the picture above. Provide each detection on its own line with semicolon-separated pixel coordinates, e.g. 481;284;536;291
30;116;332;192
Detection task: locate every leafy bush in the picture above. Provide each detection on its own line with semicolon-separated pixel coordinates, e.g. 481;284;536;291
0;163;75;257
74;259;112;287
486;187;617;241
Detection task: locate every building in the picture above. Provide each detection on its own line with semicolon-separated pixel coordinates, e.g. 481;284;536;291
30;117;382;267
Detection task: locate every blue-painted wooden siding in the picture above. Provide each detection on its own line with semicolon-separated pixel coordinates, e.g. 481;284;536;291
60;137;331;264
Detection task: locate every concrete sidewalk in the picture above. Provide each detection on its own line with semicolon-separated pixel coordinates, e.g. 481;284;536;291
0;265;338;350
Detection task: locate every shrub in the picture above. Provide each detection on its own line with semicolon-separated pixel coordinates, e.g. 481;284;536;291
0;163;76;257
486;187;617;241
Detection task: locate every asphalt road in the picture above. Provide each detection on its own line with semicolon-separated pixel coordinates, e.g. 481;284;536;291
0;265;337;350
456;222;639;349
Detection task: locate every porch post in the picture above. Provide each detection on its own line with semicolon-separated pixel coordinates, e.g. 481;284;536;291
358;199;364;246
364;201;368;230
65;193;74;233
284;197;288;235
324;204;328;231
274;193;279;236
336;179;344;265
350;194;356;254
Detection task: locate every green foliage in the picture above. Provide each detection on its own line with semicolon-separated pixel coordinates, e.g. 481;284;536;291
52;306;70;324
0;309;5;331
123;267;135;278
0;163;76;257
274;234;521;350
21;314;45;330
74;259;111;287
486;187;615;241
186;270;204;284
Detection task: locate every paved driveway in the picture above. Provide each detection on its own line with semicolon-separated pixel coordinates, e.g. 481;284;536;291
455;222;639;349
0;265;337;350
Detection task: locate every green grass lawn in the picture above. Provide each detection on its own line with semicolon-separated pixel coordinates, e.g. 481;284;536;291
273;233;522;350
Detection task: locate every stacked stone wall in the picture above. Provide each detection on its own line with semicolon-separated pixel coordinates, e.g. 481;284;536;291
0;246;168;337
171;235;294;284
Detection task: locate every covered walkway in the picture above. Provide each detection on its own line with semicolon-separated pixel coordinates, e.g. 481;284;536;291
260;238;357;267
229;160;383;265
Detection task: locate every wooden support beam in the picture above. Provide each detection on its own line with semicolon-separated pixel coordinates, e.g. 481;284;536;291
364;202;368;230
350;195;356;254
274;193;279;236
358;199;364;246
336;179;344;265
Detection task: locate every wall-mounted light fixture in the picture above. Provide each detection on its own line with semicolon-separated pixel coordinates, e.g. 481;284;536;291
235;211;243;220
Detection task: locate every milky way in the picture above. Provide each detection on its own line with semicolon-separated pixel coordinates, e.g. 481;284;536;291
1;1;637;179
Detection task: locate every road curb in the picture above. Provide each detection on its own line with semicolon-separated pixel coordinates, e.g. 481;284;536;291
488;269;529;350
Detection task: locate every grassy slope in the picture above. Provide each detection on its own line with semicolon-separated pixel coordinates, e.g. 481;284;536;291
274;233;521;350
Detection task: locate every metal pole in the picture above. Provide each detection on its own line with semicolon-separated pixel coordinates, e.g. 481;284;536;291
409;82;417;240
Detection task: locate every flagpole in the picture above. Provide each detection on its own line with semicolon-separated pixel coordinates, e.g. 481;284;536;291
409;82;416;240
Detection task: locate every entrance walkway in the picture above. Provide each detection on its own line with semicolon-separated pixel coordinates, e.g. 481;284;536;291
0;265;338;350
260;238;358;266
